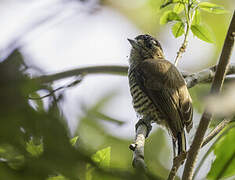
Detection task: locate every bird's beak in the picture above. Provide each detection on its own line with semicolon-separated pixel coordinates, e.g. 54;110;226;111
127;38;139;49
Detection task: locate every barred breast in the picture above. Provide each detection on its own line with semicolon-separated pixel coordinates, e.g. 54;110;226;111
128;69;160;123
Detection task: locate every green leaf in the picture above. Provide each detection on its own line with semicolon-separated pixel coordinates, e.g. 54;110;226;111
91;147;111;168
172;21;185;38
70;136;78;146
85;164;94;180
199;2;228;14
0;144;25;170
173;3;184;14
207;128;235;179
191;24;214;43
160;10;181;25
192;8;201;25
47;175;68;180
26;139;43;157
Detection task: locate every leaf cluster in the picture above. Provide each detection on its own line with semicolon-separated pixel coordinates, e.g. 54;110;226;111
160;0;227;43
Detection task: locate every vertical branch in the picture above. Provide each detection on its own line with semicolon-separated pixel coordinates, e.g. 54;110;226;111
129;124;148;169
182;11;235;180
167;152;187;180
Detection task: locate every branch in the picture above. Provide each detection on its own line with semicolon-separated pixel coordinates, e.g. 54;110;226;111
201;119;231;148
174;36;188;66
167;152;187;180
182;11;235;180
28;76;83;99
193;123;235;180
32;65;128;84
185;63;235;88
166;117;230;180
31;61;235;92
129;124;148;170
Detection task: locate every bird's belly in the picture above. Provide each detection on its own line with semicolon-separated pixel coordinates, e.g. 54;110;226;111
129;80;162;123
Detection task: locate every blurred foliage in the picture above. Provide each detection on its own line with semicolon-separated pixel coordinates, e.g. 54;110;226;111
0;0;234;179
26;138;43;157
0;50;167;180
189;84;210;113
77;93;172;179
103;0;163;35
82;93;125;126
104;0;233;67
91;147;110;168
207;127;235;179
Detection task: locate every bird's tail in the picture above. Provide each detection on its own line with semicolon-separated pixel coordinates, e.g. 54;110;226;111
177;130;186;155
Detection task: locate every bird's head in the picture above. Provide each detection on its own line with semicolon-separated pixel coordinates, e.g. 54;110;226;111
128;34;164;64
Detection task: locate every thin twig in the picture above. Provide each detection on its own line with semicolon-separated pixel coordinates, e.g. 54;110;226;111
28;76;83;99
182;11;235;180
174;2;194;66
201;119;231;148
28;86;64;100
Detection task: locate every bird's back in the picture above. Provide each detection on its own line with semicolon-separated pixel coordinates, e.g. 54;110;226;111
128;59;193;137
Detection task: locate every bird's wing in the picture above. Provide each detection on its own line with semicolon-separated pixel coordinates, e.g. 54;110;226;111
133;59;193;136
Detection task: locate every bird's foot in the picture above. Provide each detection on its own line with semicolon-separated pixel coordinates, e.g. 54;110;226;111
135;118;152;138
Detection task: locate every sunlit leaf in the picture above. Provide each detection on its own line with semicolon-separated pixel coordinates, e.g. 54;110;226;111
85;164;94;180
192;8;201;25
191;24;214;43
207;128;235;179
173;3;184;14
26;139;43;157
160;10;181;25
8;155;25;170
70;136;79;146
92;147;111;168
172;21;185;38
199;2;228;14
47;175;68;180
0;144;25;170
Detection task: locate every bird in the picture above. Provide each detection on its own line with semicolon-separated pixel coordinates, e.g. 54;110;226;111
127;34;193;156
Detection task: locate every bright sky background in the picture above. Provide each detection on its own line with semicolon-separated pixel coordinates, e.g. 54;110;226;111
1;0;234;178
0;0;229;137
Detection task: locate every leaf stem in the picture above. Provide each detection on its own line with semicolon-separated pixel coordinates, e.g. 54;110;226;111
174;1;193;66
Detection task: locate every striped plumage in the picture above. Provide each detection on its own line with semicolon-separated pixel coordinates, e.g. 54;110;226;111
128;34;193;156
129;68;160;123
